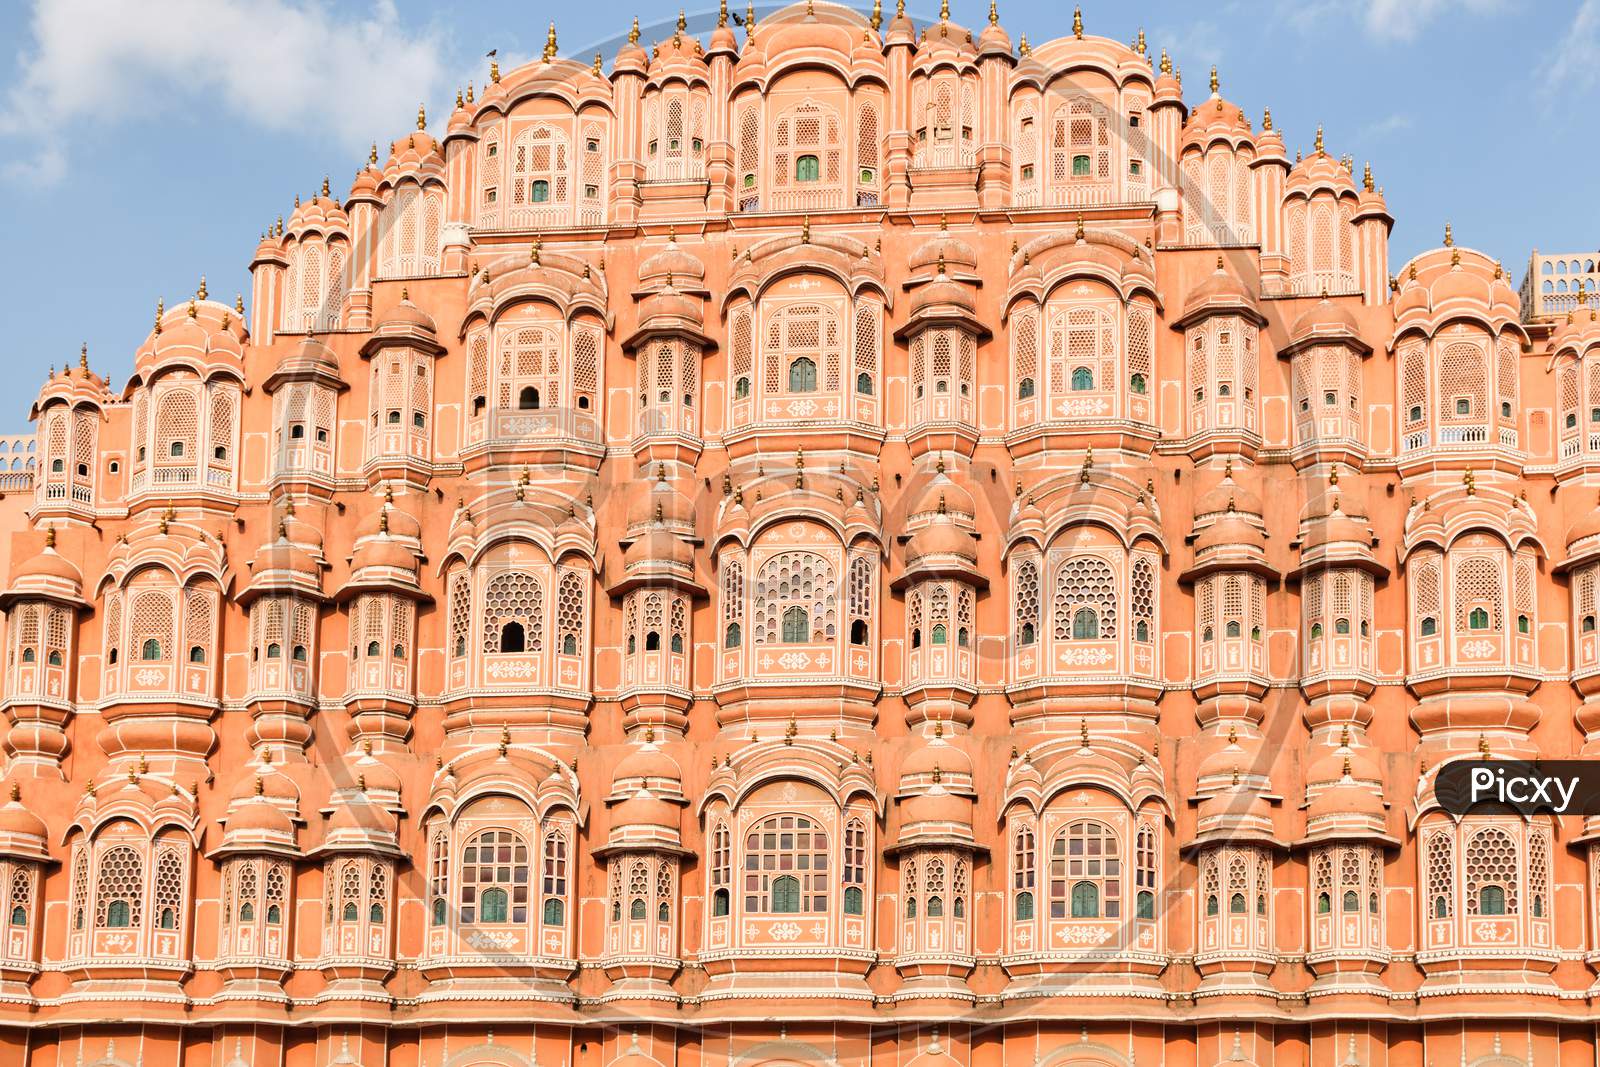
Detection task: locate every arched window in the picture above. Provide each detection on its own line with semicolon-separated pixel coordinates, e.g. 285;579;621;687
782;606;810;643
519;386;540;410
141;638;162;661
724;622;742;649
1050;821;1119;919
788;357;817;393
1071;366;1094;391
1072;606;1099;639
795;154;820;182
95;845;143;930
745;814;827;914
500;621;526;653
461;829;528;924
850;619;868;646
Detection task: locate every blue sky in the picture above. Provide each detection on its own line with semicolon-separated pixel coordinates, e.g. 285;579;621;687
0;0;1593;423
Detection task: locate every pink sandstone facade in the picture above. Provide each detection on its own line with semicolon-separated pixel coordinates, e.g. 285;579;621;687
6;3;1600;1065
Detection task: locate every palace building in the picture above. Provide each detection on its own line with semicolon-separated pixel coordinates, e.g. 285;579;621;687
4;2;1600;1065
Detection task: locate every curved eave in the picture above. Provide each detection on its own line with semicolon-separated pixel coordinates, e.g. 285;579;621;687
1178;557;1280;585
889;560;988;591
360;328;447;359
333;576;433;605
893;307;991;341
604;570;708;599
1286;550;1388;582
621;319;718;351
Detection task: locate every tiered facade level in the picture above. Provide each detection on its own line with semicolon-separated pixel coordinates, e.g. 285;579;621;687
5;4;1600;1065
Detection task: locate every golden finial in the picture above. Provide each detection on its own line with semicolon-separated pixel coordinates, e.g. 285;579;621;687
1314;125;1324;153
1478;733;1490;757
456;87;464;109
1018;33;1030;56
678;8;688;32
988;0;997;25
719;0;730;26
1136;28;1146;54
78;343;88;371
6;783;16;804
1231;766;1240;787
1159;48;1171;75
801;215;810;243
234;292;245;315
1362;161;1373;192
1080;718;1090;746
187;297;197;319
43;525;55;550
1075;213;1085;241
747;2;756;31
784;717;797;745
467;82;475;103
1072;5;1082;37
1341;754;1352;778
1409;262;1418;281
1463;468;1475;496
154;296;164;335
629;16;640;44
936;250;946;276
490;55;501;82
1495;260;1505;281
1451;246;1461;268
1210;65;1218;94
1261;107;1271;131
1443;222;1453;247
530;234;541;265
939;0;949;20
1340;724;1350;747
195;274;209;301
870;0;882;30
593;52;603;76
542;21;558;61
1227;724;1237;745
416;102;426;131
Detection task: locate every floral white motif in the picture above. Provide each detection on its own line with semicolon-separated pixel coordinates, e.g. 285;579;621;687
1470;920;1509;941
769;921;803;941
777;652;811;670
1054;924;1116;946
1055;396;1111;418
134;668;165;686
467;929;518;951
1459;639;1495;660
784;399;820;418
486;659;539;680
1057;646;1114;667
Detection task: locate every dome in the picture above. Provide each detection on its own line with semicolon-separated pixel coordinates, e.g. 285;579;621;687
909;277;976;317
910;469;975;520
0;786;47;843
903;787;973;827
1176;256;1260;325
376;292;438;334
227;798;296;837
902;739;973;780
11;542;82;587
356;491;422;542
638;237;707;290
1181;76;1255;151
905;521;979;564
1306;780;1386;822
908;225;979;275
1287;296;1365;350
1286;140;1358;198
1195;465;1263;519
1195;512;1265;553
624;525;695;570
351;536;419;573
612;794;679;831
327;798;397;836
614;743;683;786
286;192;351;237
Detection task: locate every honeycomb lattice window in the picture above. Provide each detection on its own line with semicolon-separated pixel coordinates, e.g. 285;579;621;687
744;814;828;915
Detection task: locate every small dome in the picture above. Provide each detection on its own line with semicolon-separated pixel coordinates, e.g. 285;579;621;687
910;277;976;317
903;787;973;827
227;798;296;837
612;794;679;831
356;491;422;542
0;787;47;842
1177;256;1258;324
638;239;706;289
911;472;975;520
327;798;397;835
902;739;973;780
1288;296;1363;347
351;537;419;574
1195;512;1265;553
12;543;82;587
614;743;683;786
1181;82;1255;152
376;292;437;334
1307;780;1386;822
624;525;695;570
1195;466;1263;519
906;521;979;564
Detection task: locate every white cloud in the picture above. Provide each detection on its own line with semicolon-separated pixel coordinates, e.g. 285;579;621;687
1357;112;1414;140
1544;0;1600;96
1362;0;1501;42
0;0;452;186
